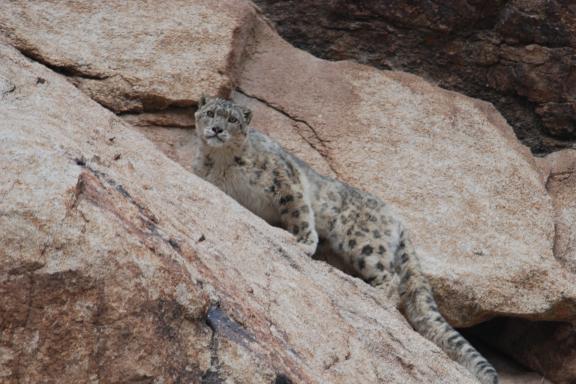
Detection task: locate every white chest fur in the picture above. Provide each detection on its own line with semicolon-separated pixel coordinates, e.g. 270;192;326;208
202;162;280;225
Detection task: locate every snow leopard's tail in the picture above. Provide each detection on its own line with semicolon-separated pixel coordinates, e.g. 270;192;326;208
394;230;498;384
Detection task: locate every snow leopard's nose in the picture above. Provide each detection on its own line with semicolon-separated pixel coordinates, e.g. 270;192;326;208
211;126;223;134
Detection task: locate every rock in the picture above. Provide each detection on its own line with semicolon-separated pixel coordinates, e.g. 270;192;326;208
233;17;576;327
0;75;15;97
540;149;576;274
504;148;576;383
0;0;257;113
252;0;576;153
1;0;574;328
2;0;576;382
0;40;480;384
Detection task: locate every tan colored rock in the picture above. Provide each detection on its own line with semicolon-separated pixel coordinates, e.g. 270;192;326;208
2;0;574;325
0;0;256;113
2;0;576;382
0;41;480;384
512;149;576;383
234;17;576;326
539;149;576;273
253;0;576;148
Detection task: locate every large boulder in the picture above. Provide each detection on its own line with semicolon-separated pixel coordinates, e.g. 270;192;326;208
0;1;576;326
1;0;576;382
252;0;576;153
0;42;479;384
0;0;255;113
232;18;576;327
540;149;576;274
504;149;576;383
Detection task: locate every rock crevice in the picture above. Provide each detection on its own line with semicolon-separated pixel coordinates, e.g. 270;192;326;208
253;0;576;153
236;88;340;177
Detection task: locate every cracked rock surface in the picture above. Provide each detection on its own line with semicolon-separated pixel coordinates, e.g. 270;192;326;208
232;17;576;328
0;40;479;384
253;0;576;154
0;0;255;113
539;149;576;275
1;0;576;382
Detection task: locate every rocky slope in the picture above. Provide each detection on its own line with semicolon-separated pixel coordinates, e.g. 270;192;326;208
1;1;575;383
0;40;481;384
253;0;576;154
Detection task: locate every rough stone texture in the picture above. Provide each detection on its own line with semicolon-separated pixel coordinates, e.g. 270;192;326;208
2;0;576;382
3;1;575;325
0;42;480;384
0;0;256;113
539;149;576;274
233;18;576;327
252;0;576;154
505;149;576;383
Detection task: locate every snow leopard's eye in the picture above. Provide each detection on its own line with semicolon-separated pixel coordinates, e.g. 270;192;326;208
228;116;238;123
206;110;214;118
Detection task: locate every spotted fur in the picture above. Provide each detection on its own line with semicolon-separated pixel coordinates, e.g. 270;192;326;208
192;97;498;384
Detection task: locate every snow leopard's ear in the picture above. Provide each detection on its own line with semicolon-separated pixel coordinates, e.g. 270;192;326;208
198;94;211;108
239;105;252;125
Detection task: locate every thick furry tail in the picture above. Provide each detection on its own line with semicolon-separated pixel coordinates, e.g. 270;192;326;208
394;231;498;384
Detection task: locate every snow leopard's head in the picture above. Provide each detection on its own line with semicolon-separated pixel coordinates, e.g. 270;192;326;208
194;96;252;149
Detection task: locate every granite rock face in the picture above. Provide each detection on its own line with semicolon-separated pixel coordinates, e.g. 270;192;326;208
0;42;480;384
1;0;576;383
471;317;576;384
253;0;576;154
0;0;256;113
540;149;576;274
232;19;576;328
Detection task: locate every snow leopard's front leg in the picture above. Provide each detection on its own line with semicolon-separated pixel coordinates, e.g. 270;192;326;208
271;165;318;255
